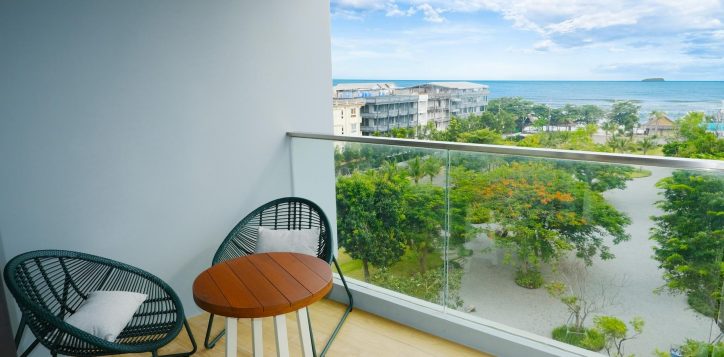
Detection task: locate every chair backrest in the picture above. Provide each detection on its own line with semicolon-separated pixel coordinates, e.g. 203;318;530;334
213;197;333;265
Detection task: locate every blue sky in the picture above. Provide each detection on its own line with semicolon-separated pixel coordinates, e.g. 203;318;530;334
330;0;724;80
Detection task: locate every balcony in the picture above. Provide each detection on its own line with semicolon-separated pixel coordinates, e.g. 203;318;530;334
121;300;489;357
290;132;724;357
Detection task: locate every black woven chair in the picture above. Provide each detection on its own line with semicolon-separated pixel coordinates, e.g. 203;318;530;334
4;250;197;357
204;197;353;356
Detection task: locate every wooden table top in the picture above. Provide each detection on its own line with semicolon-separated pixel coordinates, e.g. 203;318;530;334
192;252;333;318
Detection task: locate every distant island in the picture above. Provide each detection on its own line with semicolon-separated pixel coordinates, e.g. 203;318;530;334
642;78;665;82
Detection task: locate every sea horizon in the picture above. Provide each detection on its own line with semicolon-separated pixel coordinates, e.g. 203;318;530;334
333;79;724;120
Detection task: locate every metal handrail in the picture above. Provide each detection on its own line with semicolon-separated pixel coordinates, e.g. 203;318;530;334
287;132;724;171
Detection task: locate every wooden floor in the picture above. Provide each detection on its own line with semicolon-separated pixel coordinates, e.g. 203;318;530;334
128;299;491;357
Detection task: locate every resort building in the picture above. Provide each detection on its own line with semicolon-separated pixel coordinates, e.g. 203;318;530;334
332;98;364;136
642;113;676;136
359;94;420;135
333;81;488;135
333;83;420;136
397;82;490;130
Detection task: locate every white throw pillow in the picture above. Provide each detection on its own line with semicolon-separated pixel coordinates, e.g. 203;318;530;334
255;227;320;256
65;290;147;342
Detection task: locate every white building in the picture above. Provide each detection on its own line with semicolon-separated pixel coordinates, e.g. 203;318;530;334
332;98;364;136
397;82;490;130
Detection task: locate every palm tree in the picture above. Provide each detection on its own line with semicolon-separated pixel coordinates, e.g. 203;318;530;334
639;135;658;155
407;157;424;184
602;121;618;141
422;156;443;183
607;135;630;153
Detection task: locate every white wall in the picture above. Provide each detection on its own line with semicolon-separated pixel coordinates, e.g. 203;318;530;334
0;0;332;352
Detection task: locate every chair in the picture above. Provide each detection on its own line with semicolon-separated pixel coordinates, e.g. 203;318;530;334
204;197;353;356
4;250;197;357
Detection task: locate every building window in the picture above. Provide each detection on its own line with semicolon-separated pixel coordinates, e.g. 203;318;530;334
351;108;357;117
351;123;357;133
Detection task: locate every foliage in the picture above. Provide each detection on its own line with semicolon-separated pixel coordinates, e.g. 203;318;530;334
457;128;504;144
407;157;424;184
422;156;444;183
650;171;724;319
593;315;644;357
607;101;641;138
336;167;409;281
638;135;659;155
668;339;724;357
517;125;604;152
371;264;465;308
551;325;605;351
448;166;484;247
475;162;631;276
688;290;719;318
663;112;724;160
607;134;633;153
556;161;634;192
515;268;544;289
401;184;445;272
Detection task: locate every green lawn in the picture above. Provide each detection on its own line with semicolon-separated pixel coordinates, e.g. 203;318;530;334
628;167;653;178
337;248;444;282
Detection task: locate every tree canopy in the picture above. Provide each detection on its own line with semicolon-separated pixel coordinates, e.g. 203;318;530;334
650;170;724;316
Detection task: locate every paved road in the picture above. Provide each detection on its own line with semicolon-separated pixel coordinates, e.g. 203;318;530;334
458;166;716;356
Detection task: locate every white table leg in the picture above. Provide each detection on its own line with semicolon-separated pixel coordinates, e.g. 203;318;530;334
273;315;289;357
296;308;313;357
225;317;237;357
252;318;263;357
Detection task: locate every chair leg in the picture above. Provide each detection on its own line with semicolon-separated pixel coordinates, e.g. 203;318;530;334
204;313;225;349
319;256;354;357
18;339;40;357
157;319;198;357
14;314;26;348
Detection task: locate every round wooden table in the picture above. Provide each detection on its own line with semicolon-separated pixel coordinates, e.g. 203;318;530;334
193;252;333;357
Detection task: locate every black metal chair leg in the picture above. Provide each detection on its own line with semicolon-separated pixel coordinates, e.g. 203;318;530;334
18;339;40;357
204;313;226;349
319;256;354;357
14;314;26;348
158;319;198;357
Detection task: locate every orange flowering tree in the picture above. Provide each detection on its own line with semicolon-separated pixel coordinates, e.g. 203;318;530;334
474;162;631;286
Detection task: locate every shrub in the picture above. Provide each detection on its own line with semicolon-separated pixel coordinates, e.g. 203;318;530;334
515;268;544;289
551;325;604;351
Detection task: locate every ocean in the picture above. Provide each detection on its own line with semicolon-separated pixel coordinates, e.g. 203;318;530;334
333;80;724;120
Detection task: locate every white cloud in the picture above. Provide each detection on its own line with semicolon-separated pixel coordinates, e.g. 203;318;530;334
417;4;446;23
533;39;555;51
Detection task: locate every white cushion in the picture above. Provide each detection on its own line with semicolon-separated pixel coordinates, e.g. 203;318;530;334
65;290;147;342
255;227;320;256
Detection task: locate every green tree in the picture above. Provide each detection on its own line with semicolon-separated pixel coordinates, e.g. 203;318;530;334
476;163;631;283
336;169;408;282
422;156;443;183
578;105;605;125
401;184;445;272
557;162;634;192
457;128;504;144
638;135;659;155
440;117;463;142
488;97;536;131
650;171;724;317
407;157;424;184
602;121;618;141
607;101;640;139
593;316;644;357
607;135;631;153
663;112;724;159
